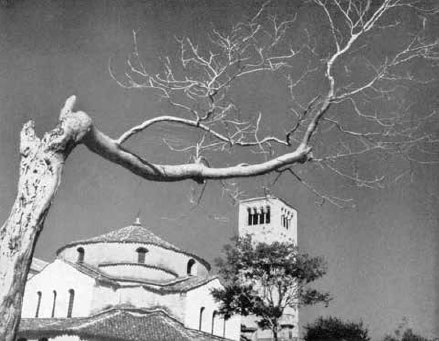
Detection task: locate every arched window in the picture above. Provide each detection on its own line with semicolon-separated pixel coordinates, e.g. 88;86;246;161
35;291;42;318
187;259;196;276
266;205;271;223
136;247;148;263
247;208;252;225
259;207;265;224
199;307;205;331
67;289;75;318
76;247;85;263
252;208;259;225
51;290;57;317
50;290;57;317
211;310;218;334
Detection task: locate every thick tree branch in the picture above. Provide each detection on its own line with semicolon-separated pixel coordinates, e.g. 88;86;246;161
84;121;311;183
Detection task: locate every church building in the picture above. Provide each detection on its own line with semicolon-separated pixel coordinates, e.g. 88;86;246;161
17;196;298;341
18;218;240;341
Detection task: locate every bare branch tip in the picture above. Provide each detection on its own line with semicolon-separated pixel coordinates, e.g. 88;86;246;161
61;95;77;117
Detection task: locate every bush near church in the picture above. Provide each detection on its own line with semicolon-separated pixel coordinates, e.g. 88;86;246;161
383;318;438;341
303;316;370;341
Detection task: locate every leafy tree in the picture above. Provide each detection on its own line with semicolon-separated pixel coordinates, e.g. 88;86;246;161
212;236;330;341
0;1;438;340
304;316;371;341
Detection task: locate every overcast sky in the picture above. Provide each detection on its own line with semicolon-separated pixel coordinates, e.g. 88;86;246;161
0;0;437;339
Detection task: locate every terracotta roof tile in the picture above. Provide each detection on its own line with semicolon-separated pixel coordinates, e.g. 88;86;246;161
60;224;179;250
18;308;232;341
29;258;48;274
64;260;218;293
141;275;219;294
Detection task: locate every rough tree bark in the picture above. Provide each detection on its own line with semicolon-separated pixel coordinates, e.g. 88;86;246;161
0;99;92;341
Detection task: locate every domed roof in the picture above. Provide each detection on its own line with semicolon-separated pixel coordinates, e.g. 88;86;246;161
56;223;210;270
75;224;180;249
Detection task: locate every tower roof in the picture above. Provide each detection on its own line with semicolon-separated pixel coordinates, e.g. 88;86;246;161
239;195;296;210
56;223;210;270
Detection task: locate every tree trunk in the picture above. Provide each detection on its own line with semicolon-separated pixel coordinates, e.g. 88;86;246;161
272;327;278;341
0;98;91;341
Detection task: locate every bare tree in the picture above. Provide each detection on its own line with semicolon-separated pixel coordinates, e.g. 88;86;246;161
0;1;438;340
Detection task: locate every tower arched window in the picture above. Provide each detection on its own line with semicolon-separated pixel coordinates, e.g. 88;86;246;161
51;290;57;317
199;307;205;331
259;207;265;224
252;208;259;225
35;291;42;318
266;205;271;223
136;247;148;263
187;259;196;276
76;247;84;263
211;310;218;334
67;289;75;318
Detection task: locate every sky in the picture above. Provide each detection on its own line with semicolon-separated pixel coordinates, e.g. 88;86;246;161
0;0;437;339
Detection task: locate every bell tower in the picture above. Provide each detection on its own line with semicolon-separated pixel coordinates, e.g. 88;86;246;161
238;196;299;341
238;196;297;245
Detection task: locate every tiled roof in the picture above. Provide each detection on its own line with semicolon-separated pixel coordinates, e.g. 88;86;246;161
141;275;219;294
99;262;178;277
58;224;179;250
18;308;232;341
56;224;210;270
64;260;218;293
64;260;120;287
30;258;48;273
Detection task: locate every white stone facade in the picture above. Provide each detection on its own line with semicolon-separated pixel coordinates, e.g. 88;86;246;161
22;260;95;319
20;222;240;340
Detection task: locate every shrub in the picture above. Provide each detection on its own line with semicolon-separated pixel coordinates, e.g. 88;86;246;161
304;316;370;341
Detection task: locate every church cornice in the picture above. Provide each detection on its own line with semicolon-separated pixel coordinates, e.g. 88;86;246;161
62;259;217;291
98;262;178;277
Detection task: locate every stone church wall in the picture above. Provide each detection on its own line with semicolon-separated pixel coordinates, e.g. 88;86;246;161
185;278;241;340
22;260;95;318
117;286;186;321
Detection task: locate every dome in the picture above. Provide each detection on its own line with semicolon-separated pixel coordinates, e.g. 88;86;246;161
56;223;210;271
59;224;179;250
